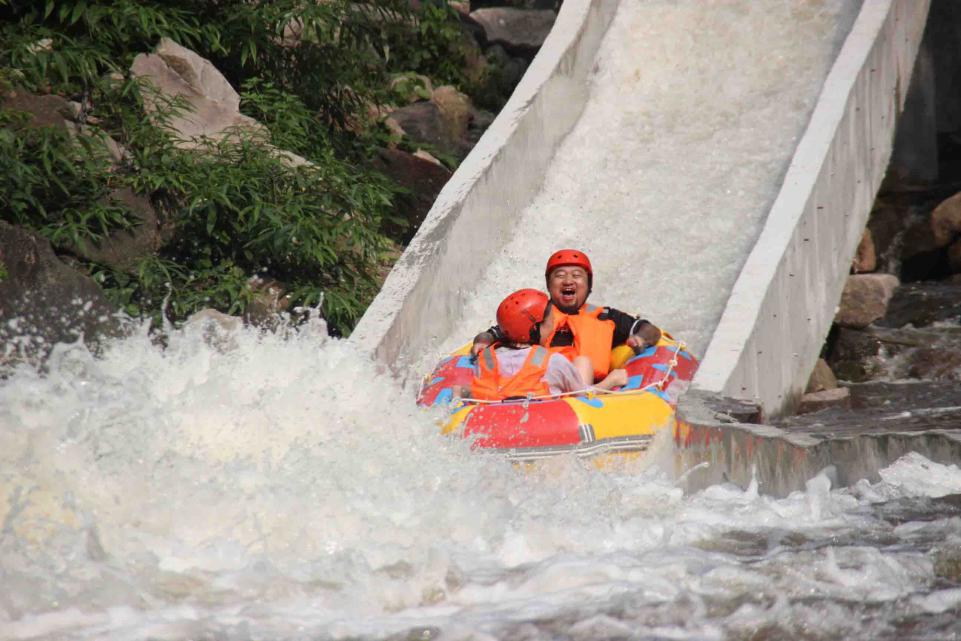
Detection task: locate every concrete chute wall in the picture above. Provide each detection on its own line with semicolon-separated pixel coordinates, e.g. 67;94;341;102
351;0;620;372
356;0;929;426
689;0;930;417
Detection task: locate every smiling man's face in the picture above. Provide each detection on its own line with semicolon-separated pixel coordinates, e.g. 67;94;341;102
547;266;589;314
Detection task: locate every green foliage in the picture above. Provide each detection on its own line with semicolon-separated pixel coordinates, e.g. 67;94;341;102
384;3;470;88
0;108;135;248
388;72;433;104
0;0;485;333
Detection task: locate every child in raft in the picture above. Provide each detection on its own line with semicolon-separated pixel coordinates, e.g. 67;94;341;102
456;289;628;401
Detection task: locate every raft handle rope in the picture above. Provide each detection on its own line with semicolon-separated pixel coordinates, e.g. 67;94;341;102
455;341;688;405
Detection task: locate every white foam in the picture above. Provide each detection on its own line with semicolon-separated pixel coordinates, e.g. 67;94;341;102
8;1;959;639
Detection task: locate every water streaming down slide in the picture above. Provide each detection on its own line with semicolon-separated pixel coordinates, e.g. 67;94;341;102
435;0;861;365
4;2;961;640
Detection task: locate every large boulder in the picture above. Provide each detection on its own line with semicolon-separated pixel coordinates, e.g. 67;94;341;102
1;91;73;131
834;273;900;329
130;38;264;147
69;188;163;271
0;221;123;366
469;7;556;54
386;100;470;161
931;191;961;247
1;91;126;166
373;148;452;242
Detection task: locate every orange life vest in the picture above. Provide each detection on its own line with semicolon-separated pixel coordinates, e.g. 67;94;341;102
471;345;552;401
545;305;615;381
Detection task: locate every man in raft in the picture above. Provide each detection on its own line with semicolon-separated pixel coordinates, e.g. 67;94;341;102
470;249;662;383
466;289;628;401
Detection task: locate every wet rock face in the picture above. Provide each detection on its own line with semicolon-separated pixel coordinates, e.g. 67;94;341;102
781;380;961;432
877;281;961;328
0;221;124;367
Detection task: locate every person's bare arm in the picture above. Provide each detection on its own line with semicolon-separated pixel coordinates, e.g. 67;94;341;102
593;368;627;391
470;326;504;356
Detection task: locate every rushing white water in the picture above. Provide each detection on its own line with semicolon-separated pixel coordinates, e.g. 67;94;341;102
440;0;861;364
1;322;961;641
7;1;960;640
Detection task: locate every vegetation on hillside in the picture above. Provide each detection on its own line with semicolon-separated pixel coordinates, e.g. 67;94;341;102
0;0;480;333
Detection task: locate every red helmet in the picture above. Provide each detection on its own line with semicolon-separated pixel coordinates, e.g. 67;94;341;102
497;289;549;344
545;249;593;289
545;249;592;278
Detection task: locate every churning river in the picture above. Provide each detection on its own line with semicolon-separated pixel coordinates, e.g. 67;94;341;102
3;1;961;640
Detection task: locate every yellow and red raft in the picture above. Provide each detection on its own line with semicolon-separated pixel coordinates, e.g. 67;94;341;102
417;334;699;462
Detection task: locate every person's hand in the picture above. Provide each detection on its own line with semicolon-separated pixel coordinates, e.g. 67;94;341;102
627;322;661;354
471;332;493;357
594;367;628;391
606;368;628;388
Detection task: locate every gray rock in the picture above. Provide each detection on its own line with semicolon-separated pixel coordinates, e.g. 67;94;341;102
386;101;468;160
0;92;73;131
469;7;555;54
806;358;838;393
0;221;124;367
69;188;162;271
834;273;900;329
797;387;850;415
374;148;451;242
130;38;265;147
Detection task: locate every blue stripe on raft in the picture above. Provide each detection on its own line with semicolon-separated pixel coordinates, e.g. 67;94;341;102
431;376;445;386
648;388;671;403
622;374;645;390
626;347;657;364
434;388;453;406
651;364;678;379
574;396;605;408
456;356;475;369
675;349;693;361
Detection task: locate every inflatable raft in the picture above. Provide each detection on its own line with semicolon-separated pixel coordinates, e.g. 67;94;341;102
417;334;698;463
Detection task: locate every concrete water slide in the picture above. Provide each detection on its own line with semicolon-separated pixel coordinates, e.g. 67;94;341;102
352;0;930;417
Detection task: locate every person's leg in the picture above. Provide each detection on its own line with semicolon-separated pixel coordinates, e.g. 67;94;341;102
594;368;627;391
572;355;594;386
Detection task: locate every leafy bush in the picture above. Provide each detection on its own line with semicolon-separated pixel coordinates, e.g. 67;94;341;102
0;108;135;248
0;0;474;333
